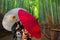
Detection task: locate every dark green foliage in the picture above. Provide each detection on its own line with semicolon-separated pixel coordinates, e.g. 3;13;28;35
0;0;60;24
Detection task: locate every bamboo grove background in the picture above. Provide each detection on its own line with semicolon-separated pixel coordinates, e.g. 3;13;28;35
0;0;60;40
0;0;60;24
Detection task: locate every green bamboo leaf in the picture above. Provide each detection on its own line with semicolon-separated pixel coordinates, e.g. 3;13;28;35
34;7;39;19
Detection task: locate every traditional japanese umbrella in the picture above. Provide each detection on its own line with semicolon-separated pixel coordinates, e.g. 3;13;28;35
2;8;41;38
18;9;41;38
2;8;21;31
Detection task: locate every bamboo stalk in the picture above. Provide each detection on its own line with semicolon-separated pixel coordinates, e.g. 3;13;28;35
1;0;4;13
50;0;54;24
46;14;54;40
51;29;60;32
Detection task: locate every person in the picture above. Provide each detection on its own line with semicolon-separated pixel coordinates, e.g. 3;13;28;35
12;21;32;40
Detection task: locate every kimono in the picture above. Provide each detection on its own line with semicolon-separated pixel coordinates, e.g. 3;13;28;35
11;21;23;40
11;21;31;40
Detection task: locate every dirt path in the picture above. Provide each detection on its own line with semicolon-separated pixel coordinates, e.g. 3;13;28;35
0;34;13;40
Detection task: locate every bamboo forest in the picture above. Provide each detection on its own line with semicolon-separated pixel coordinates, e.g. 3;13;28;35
0;0;60;40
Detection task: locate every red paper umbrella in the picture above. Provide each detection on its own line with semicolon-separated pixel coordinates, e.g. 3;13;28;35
18;9;41;38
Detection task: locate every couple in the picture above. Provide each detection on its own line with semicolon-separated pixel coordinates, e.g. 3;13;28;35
12;21;32;40
2;8;41;40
